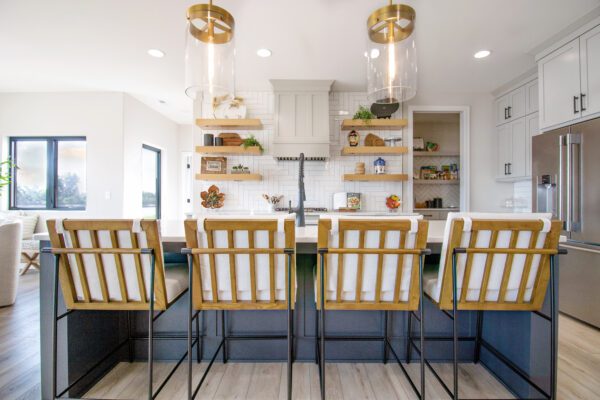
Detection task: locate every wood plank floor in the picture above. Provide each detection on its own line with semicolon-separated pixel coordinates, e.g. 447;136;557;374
85;361;514;400
1;272;600;399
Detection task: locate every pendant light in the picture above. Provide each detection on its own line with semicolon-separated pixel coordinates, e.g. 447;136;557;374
185;0;235;100
366;1;417;104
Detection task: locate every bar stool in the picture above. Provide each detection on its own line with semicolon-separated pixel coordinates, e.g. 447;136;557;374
420;213;565;400
43;219;190;399
182;215;296;400
316;216;430;400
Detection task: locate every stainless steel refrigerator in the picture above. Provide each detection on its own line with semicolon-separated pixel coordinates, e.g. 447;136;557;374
533;117;600;328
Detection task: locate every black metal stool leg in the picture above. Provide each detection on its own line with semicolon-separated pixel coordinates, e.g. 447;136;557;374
319;252;326;400
315;309;319;364
407;311;413;363
287;252;293;400
221;310;227;363
452;253;459;400
196;311;201;364
51;255;60;400
148;254;156;400
550;255;558;400
474;311;483;363
419;255;426;400
187;253;194;400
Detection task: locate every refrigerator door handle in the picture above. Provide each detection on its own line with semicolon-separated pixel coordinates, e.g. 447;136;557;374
559;135;568;231
568;133;582;232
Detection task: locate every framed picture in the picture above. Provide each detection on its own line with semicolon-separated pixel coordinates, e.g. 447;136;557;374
201;157;227;174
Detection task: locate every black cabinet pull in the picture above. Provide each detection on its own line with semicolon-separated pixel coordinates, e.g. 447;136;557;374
581;94;587;112
574;96;580;114
504;108;508;119
508;163;512;175
504;163;507;175
507;106;512;119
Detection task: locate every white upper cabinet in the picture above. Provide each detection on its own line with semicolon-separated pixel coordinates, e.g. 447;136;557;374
580;24;600;117
497;124;512;178
526;80;539;115
539;38;581;130
495;85;527;125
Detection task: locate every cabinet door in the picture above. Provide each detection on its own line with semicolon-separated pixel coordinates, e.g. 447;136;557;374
508;85;527;120
526;113;539;177
495;95;510;125
526;80;539;114
497;124;512;178
509;118;528;178
539;38;582;130
580;24;600;116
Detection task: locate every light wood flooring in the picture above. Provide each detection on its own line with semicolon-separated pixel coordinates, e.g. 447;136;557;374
1;272;600;399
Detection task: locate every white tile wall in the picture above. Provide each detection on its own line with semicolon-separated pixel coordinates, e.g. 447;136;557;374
512;180;533;212
193;92;406;213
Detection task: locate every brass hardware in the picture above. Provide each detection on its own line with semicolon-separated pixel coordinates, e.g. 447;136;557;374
367;2;415;44
187;3;235;44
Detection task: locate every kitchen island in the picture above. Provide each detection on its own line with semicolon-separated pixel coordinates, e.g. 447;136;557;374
35;219;557;399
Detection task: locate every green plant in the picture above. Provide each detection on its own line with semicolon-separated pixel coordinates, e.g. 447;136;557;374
0;159;15;197
242;135;264;152
353;105;375;122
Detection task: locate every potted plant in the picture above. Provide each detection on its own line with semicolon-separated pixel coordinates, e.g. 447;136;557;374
353;105;375;124
242;135;264;152
0;159;15;197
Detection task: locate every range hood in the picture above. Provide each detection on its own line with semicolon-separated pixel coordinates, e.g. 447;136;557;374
270;79;334;161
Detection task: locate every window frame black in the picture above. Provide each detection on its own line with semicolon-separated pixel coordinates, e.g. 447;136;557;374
8;136;87;211
142;144;162;219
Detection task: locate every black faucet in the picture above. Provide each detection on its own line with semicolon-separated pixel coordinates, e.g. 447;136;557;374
289;153;306;227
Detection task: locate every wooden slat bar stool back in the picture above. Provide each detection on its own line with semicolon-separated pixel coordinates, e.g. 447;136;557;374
420;212;565;400
183;214;296;400
317;216;430;400
43;219;189;400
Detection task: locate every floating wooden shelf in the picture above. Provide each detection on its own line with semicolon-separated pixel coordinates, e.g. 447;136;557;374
413;151;460;157
195;146;262;155
341;146;408;155
413;180;460;185
195;173;262;181
341;119;407;131
343;174;408;182
196;118;263;130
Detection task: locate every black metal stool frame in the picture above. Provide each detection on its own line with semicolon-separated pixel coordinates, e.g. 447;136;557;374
43;247;194;400
408;247;567;400
317;248;431;400
183;247;296;400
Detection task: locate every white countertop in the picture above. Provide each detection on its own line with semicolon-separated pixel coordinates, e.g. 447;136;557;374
33;219;449;244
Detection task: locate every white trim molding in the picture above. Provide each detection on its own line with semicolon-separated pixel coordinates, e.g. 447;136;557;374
406;105;470;213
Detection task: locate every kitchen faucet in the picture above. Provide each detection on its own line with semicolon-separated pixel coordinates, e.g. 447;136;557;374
288;153;306;227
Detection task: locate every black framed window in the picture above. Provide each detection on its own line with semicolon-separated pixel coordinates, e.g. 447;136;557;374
9;137;87;210
141;144;161;219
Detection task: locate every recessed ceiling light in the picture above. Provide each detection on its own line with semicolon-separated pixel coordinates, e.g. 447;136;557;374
473;50;491;59
158;99;166;104
256;48;272;58
147;48;165;58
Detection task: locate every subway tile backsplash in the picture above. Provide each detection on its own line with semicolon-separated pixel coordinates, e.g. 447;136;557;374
193;92;406;213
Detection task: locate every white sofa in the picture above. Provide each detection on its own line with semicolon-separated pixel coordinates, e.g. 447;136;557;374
0;220;23;306
0;212;41;274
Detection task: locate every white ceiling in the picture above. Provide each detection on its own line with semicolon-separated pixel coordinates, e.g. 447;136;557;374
1;0;599;123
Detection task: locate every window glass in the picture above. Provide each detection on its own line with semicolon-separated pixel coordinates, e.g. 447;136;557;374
14;140;47;208
56;141;87;209
142;146;161;218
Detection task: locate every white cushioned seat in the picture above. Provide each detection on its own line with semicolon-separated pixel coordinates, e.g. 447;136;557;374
192;214;295;302
318;215;424;303
164;263;189;303
427;212;552;304
21;239;40;251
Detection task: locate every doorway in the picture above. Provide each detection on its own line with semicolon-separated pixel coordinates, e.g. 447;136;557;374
142;144;161;219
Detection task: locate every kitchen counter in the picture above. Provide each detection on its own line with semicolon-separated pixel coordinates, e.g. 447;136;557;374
34;219;448;243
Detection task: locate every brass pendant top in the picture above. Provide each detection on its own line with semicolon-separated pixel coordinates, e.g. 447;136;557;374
367;4;415;44
187;3;235;44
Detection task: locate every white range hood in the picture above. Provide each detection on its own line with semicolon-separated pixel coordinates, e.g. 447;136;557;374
270;79;334;160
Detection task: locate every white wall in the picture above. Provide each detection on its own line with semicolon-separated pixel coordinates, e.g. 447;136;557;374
0;92;125;218
122;95;180;220
405;91;514;212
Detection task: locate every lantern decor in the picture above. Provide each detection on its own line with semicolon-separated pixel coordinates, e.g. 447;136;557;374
366;1;417;104
374;157;386;174
185;1;235;101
